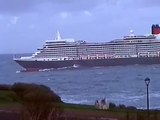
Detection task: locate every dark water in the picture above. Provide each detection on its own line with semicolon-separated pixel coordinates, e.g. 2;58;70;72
1;54;160;109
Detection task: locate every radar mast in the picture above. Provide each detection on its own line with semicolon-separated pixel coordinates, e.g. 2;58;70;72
55;30;62;40
130;30;134;37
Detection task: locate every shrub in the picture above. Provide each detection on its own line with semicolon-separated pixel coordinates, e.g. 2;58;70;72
0;84;11;90
109;102;117;109
118;104;126;109
11;83;62;102
126;106;137;110
7;91;21;102
12;83;63;120
11;83;31;98
0;91;20;103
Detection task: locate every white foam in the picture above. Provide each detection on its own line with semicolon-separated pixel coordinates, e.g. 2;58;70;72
39;69;52;72
73;64;80;68
16;71;20;73
57;66;72;70
62;98;90;104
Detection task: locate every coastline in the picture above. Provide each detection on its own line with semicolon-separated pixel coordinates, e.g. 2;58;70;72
0;83;160;120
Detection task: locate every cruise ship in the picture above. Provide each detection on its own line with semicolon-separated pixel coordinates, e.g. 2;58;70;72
14;25;160;71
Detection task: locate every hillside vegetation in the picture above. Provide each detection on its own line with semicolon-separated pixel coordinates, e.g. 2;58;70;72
0;83;160;120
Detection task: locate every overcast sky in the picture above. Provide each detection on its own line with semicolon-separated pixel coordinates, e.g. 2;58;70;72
0;0;160;53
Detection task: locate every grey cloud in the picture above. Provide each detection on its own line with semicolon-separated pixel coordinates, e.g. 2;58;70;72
0;0;113;15
45;0;119;12
145;0;160;5
0;0;42;14
133;0;160;7
0;0;160;15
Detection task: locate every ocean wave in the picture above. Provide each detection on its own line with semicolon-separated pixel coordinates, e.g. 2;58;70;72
16;70;21;73
39;68;55;72
126;95;145;102
62;98;90;104
110;93;145;102
150;92;160;98
15;69;39;73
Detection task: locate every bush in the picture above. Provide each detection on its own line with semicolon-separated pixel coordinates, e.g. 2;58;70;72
11;83;63;120
0;91;20;103
11;83;30;99
109;102;116;109
0;84;11;90
126;106;137;110
118;104;126;109
12;83;61;102
7;91;21;102
109;102;137;111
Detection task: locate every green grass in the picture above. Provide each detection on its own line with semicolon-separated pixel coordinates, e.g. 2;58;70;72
62;103;160;120
0;90;23;110
0;90;22;107
62;103;155;116
0;91;20;102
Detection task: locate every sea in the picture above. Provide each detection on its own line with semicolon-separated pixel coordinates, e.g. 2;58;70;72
1;54;160;109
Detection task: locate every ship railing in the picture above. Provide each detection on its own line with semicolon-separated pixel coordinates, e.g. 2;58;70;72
13;54;23;59
13;56;33;60
79;54;117;60
33;57;71;61
138;52;159;57
13;55;24;60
